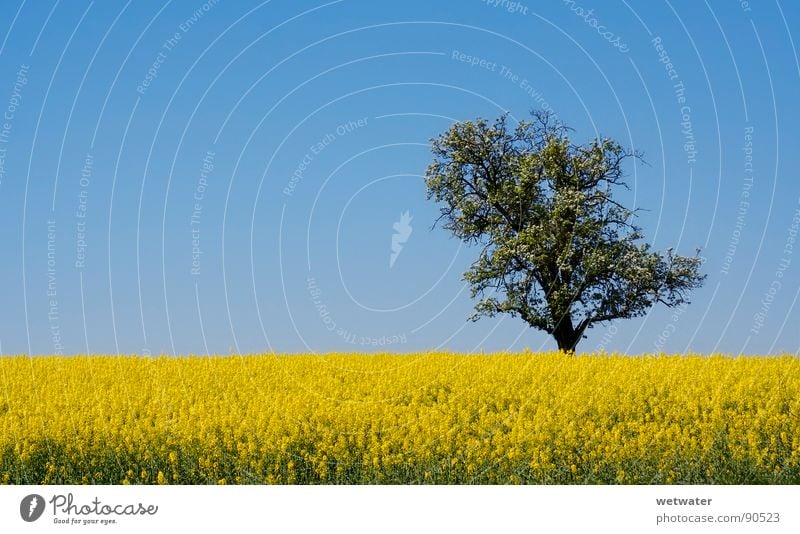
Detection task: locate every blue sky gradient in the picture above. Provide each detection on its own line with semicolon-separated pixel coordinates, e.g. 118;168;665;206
0;0;798;355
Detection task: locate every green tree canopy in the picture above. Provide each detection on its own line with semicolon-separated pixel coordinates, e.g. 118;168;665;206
424;111;706;352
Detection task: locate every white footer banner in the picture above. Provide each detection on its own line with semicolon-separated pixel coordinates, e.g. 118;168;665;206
2;485;798;533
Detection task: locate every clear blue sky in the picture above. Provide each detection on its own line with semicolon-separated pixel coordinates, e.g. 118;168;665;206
0;0;798;355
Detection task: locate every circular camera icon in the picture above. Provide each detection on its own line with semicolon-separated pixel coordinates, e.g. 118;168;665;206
20;494;45;522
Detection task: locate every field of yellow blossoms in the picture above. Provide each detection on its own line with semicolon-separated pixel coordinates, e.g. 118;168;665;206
0;352;798;484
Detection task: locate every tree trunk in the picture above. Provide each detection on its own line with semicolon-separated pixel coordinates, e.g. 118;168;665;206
552;316;580;353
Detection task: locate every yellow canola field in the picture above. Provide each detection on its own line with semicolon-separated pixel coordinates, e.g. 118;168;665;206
0;353;798;484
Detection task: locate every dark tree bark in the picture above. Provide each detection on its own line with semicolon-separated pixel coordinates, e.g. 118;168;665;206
552;315;580;353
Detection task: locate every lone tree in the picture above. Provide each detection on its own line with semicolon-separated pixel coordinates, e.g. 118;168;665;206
424;111;705;352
